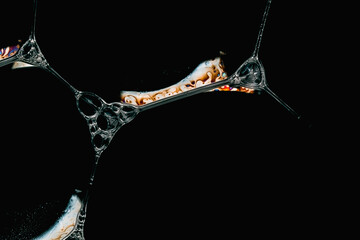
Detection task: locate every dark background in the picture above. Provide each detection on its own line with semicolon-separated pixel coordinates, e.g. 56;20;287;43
1;0;348;239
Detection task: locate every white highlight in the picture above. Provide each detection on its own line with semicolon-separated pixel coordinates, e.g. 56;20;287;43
34;194;82;240
11;61;34;69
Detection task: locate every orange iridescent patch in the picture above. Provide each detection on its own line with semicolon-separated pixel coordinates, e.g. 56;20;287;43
0;44;20;60
120;57;254;106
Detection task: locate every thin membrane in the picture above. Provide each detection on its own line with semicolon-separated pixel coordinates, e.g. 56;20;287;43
0;0;303;239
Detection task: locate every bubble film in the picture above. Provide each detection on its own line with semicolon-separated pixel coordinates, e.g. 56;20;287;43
0;44;20;60
121;57;228;106
0;0;306;239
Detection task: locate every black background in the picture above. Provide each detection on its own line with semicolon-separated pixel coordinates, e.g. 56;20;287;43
0;0;350;239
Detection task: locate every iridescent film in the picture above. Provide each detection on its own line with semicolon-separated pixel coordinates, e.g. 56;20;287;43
0;1;315;239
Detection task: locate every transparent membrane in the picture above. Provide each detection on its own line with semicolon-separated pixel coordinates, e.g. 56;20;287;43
118;0;300;118
0;0;304;239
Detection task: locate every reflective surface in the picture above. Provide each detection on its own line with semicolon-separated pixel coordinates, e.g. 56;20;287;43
0;44;20;60
0;0;325;239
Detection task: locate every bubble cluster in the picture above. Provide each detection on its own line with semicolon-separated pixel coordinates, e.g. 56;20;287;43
0;0;302;239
